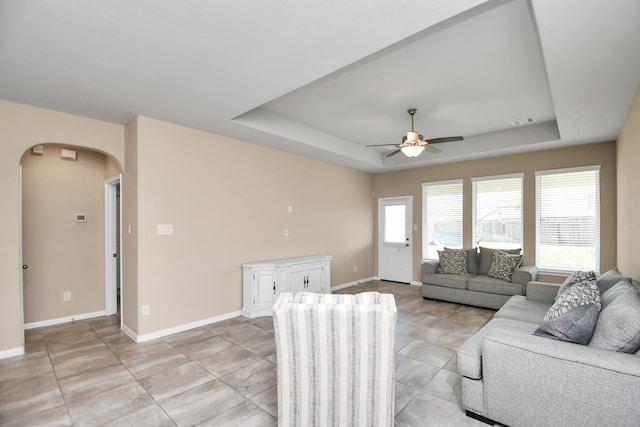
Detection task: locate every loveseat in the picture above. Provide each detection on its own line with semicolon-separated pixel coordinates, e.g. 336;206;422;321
422;247;538;309
457;268;640;426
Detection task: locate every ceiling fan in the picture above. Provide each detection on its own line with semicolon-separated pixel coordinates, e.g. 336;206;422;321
367;108;464;158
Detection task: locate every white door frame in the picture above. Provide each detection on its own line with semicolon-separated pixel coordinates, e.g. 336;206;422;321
105;175;122;317
378;196;413;283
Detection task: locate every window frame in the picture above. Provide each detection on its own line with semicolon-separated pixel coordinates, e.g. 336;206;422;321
472;173;524;250
535;165;601;274
421;179;464;260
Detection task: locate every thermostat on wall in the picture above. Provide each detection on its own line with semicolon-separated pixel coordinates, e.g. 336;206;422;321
75;213;87;222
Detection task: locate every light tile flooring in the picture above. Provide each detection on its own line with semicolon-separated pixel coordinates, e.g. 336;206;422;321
0;281;495;426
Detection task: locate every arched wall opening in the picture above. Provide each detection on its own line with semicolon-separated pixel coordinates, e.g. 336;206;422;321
20;143;123;329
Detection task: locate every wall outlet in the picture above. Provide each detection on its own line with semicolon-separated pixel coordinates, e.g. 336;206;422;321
142;304;151;316
63;291;71;302
284;229;289;237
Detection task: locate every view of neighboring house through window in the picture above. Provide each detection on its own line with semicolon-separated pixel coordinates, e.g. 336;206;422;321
536;166;600;272
422;179;463;260
472;174;523;250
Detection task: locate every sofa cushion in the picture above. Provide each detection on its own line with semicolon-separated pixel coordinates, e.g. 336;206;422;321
494;295;551;324
533;303;600;345
601;279;633;309
457;318;538;380
423;273;469;290
545;280;601;320
437;249;468;275
556;270;597;298
596;267;626;294
467;275;526;297
478;247;521;275
487;250;523;282
589;288;640;353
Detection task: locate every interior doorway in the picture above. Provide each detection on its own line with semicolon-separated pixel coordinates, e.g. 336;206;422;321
378;196;413;283
105;175;122;316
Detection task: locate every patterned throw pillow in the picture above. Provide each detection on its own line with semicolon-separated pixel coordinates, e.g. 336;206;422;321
556;270;597;299
486;250;523;282
437;249;467;275
545;280;601;321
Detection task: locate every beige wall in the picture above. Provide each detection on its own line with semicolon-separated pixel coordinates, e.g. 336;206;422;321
373;142;617;283
126;116;374;335
21;145;109;323
122;118;139;333
617;84;640;279
0;100;124;354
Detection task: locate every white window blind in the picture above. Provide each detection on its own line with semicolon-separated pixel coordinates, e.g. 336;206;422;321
472;174;523;250
536;166;600;272
422;179;463;260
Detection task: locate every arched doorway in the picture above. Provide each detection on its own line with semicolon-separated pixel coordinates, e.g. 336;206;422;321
21;143;122;328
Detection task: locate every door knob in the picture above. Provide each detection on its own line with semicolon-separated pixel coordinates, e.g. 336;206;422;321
22;264;28;269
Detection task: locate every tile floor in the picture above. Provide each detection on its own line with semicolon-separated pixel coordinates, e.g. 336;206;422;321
0;281;495;426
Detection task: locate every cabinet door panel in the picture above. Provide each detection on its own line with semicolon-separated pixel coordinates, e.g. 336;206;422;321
306;263;325;293
287;265;307;294
254;270;276;308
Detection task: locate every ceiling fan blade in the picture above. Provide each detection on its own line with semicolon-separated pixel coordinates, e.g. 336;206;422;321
386;149;402;157
425;145;441;154
366;143;400;147
426;136;464;144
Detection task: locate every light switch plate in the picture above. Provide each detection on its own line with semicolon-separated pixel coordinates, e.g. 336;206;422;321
157;224;173;235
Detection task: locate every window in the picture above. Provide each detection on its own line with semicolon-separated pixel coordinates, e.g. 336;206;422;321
536;166;600;272
472;174;523;250
383;204;406;244
422;179;463;259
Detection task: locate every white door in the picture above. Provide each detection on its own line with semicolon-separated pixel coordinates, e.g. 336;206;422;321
378;196;413;283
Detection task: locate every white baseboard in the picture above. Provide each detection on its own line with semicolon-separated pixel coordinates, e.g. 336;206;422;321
331;276;379;291
24;310;107;330
0;346;25;360
410;280;423;287
134;310;242;343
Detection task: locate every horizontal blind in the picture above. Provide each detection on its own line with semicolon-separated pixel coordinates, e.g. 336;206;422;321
422;179;463;260
535;166;600;272
472;174;523;250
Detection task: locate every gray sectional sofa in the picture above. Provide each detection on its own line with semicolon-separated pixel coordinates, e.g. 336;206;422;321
422;247;538;309
457;271;640;426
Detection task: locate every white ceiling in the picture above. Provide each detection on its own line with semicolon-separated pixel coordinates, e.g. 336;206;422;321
1;0;638;172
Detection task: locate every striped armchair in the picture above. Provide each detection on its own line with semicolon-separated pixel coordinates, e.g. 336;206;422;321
273;292;397;427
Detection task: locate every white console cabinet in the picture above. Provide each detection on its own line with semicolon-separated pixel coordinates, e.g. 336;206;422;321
242;255;332;318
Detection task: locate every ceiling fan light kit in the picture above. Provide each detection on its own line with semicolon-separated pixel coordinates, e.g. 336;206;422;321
366;108;464;158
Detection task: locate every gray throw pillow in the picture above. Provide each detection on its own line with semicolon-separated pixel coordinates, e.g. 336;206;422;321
596;267;625;294
588;288;640;353
486;250;523;282
556;270;597;299
478;247;521;275
437;249;467;275
601;279;633;309
533;304;600;345
545;280;601;321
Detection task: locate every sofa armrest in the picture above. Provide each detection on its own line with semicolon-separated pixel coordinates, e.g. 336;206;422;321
482;329;640;426
511;264;538;286
525;280;560;304
421;259;439;275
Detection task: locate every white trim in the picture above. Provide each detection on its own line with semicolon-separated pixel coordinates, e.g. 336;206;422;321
331;277;378;292
24;310;106;330
0;347;25;360
471;172;524;182
105;174;121;317
134;311;242;343
410;280;423;287
121;323;137;342
421;178;463;188
378;196;413;283
535;164;601;176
